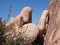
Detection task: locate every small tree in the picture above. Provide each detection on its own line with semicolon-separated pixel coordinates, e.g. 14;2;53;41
0;17;6;45
0;4;12;45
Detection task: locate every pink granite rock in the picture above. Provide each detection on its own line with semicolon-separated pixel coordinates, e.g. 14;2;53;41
16;7;32;24
5;23;39;45
44;0;60;45
6;7;32;27
19;23;39;44
37;10;49;38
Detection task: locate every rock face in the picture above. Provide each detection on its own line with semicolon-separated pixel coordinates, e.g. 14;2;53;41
5;23;39;45
2;0;60;45
37;10;48;37
5;7;49;45
37;10;49;45
19;23;39;45
16;7;32;24
5;7;32;33
6;7;32;27
4;7;39;45
44;0;60;45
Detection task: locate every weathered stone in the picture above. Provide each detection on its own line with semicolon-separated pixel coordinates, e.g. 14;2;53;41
16;7;32;24
5;7;32;33
5;23;39;45
19;23;39;44
44;0;60;45
37;10;49;38
6;7;32;27
36;10;49;45
4;7;32;45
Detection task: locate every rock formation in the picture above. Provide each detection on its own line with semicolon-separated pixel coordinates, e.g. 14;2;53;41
16;7;32;24
6;7;32;27
5;23;39;45
19;23;39;45
44;0;60;45
3;0;60;44
4;7;39;45
36;10;49;45
37;10;49;37
5;7;32;33
3;6;50;45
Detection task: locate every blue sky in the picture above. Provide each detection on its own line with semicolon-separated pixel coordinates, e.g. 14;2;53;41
0;0;50;24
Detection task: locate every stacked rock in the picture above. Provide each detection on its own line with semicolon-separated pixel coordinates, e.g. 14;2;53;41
4;6;49;45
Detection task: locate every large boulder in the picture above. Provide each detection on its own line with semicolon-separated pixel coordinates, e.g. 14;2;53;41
37;10;48;37
4;7;33;45
19;23;39;44
37;10;48;30
44;0;60;45
36;10;49;45
16;7;32;24
5;7;32;33
6;7;32;28
5;23;39;45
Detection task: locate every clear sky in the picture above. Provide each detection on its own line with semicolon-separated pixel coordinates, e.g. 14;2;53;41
0;0;50;24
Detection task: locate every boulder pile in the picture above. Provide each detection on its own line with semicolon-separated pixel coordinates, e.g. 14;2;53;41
4;7;48;45
1;0;60;45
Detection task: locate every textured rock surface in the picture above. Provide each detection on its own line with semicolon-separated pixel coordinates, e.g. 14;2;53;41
6;7;32;27
16;7;32;24
5;7;32;33
4;6;54;45
36;10;49;45
20;23;39;44
5;23;39;45
37;10;48;37
4;7;39;45
44;0;60;45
